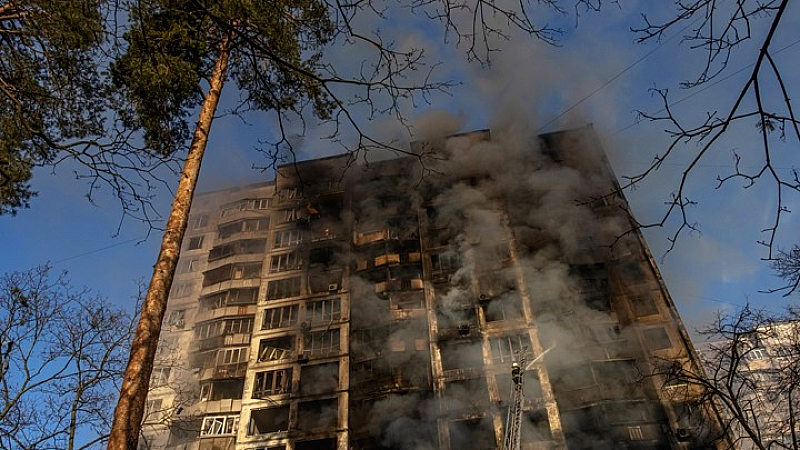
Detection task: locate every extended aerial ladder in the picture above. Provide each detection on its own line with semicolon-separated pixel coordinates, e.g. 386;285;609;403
502;346;555;450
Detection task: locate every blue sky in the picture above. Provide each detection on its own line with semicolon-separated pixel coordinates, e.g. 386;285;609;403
1;1;798;336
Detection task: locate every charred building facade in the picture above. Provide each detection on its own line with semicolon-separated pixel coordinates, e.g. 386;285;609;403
141;127;724;450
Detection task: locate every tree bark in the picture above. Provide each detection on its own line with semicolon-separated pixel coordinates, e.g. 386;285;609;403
106;38;231;450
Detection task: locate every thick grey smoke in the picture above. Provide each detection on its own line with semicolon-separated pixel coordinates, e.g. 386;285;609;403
344;108;639;448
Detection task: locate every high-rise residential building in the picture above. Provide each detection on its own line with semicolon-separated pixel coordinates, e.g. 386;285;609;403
139;126;726;450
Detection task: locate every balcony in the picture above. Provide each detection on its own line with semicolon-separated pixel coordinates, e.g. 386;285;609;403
200;362;248;381
195;333;251;352
195;305;257;323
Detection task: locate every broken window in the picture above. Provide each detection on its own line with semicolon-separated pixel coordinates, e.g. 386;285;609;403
266;277;301;300
489;334;530;364
440;340;484;371
448;418;495;450
299;362;339;395
253;369;293;398
200;415;239;436
258;336;294;362
309;246;338;267
269;252;302;273
262;305;298;330
296;399;338;431
481;295;524;322
308;270;343;293
284;208;301;222
305;298;341;324
273;229;304;248
200;288;259;309
187;236;204;250
200;380;243;401
303;329;340;358
444;378;489;413
588;323;622;343
249;406;289;435
521;409;552;442
295;439;336;450
642;327;672;351
430;250;460;274
209;239;267;260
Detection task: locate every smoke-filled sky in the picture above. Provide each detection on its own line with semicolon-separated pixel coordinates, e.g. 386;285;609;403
1;0;799;335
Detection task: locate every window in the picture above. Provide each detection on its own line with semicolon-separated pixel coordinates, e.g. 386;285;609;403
190;214;209;230
258;336;294;361
262;305;299;330
431;251;460;273
266;277;301;300
628;426;644;440
200;415;239;436
299;363;339;395
187;236;204;250
200;288;259;309
274;229;304;248
746;348;768;361
249;406;289;434
170;282;194;298
303;329;340;358
284;208;301;222
220;198;270;217
196;318;253;339
209;239;267;260
178;258;201;273
224;317;253;334
270;252;302;273
151;367;171;387
218;218;270;239
296;399;338;431
642;327;672;351
203;263;262;286
310;246;338;267
252;369;293;398
490;334;531;364
144;399;164;422
481;296;523;322
166;309;186;329
218;347;248;365
631;295;659;317
588;323;621;342
305;298;341;324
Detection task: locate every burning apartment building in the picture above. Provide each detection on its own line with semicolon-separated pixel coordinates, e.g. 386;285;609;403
140;126;726;450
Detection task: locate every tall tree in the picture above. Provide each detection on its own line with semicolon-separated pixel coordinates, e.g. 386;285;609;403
0;265;133;450
0;0;184;223
0;0;106;214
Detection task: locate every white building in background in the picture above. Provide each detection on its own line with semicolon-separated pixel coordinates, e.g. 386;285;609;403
697;320;799;449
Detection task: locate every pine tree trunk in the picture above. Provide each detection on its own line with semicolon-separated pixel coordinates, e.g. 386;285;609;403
106;39;232;450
